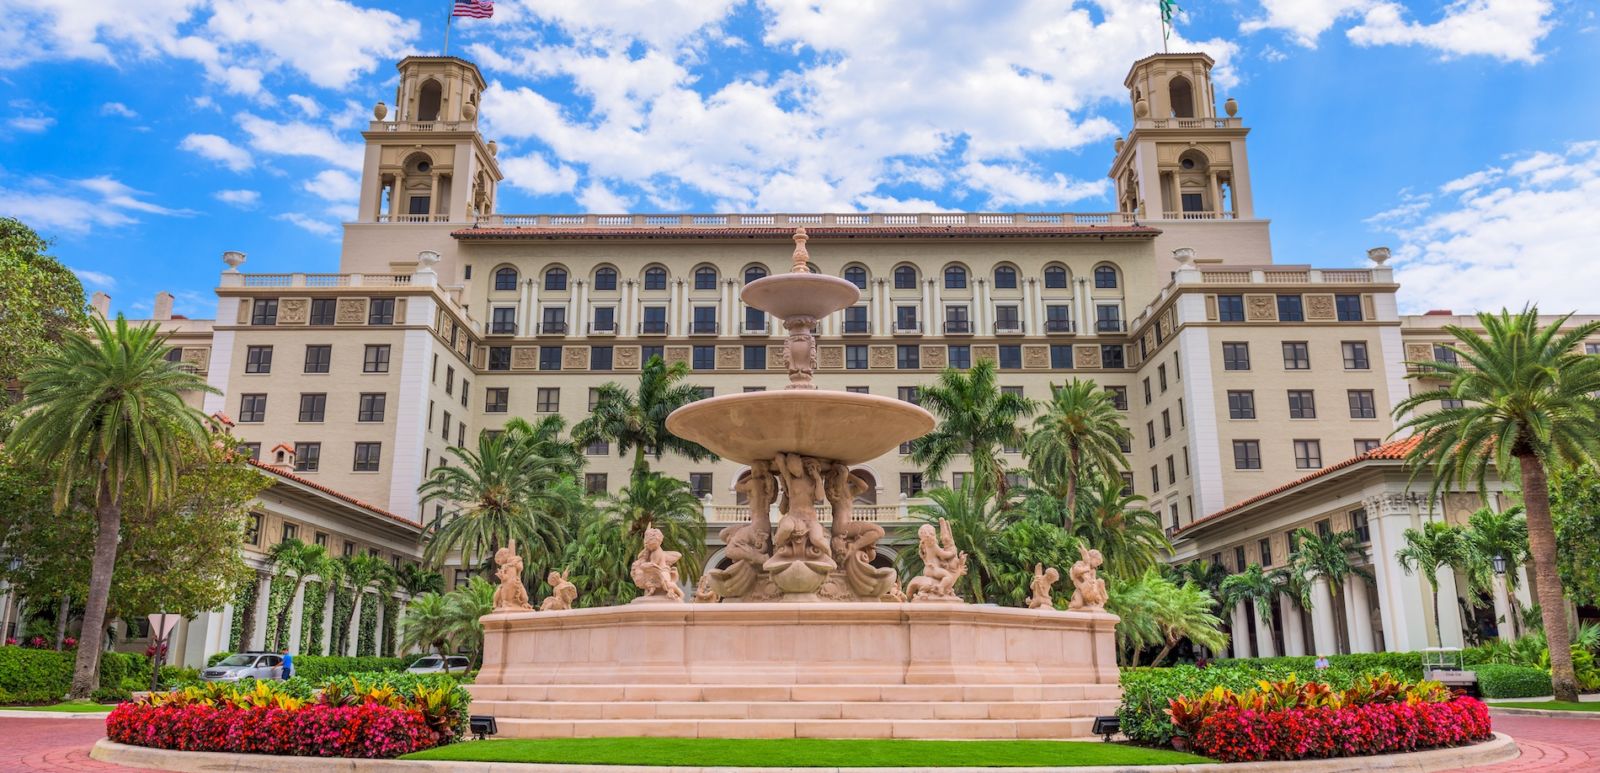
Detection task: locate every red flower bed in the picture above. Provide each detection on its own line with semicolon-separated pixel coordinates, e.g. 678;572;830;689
1191;696;1492;763
105;702;438;759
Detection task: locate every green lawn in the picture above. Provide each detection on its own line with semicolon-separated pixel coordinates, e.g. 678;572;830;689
1493;701;1600;712
1;701;117;713
402;738;1209;767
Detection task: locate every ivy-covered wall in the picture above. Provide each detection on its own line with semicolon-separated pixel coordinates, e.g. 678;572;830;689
356;593;379;656
380;598;397;657
226;577;259;652
330;586;354;656
300;581;326;655
262;577;295;651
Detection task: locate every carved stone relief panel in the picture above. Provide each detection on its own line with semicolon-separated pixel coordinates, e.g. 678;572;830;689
1405;343;1433;363
562;346;589;370
1022;345;1049;369
511;346;538;370
1362;294;1376;321
665;346;692;366
277;298;310;325
1305;294;1336;321
454;331;468;356
336;298;369;325
972;344;999;364
1244;294;1276;321
615;346;641;370
818;345;844;370
767;345;786;370
1205;294;1218;321
716;346;742;370
869;345;896;369
921;345;947;369
181;348;209;372
1074;345;1101;369
1159;312;1173;338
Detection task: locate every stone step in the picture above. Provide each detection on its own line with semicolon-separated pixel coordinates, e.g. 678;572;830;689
466;683;1121;703
494;716;1099;740
471;698;1118;721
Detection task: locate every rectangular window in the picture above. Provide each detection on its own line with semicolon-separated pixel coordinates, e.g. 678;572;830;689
897;345;919;369
245;514;262;545
944;306;970;334
693;345;715;370
1342;341;1370;369
843;306;869;334
1119;472;1134;496
1233;440;1262;470
1355;438;1381;454
241;442;261;461
900;472;924;496
897;386;921;405
298;393;326;422
744;306;766;332
585;439;609;456
1227;390;1255;419
353;442;382;472
1441;397;1465;409
309;298;336;326
1166;455;1176;485
592;307;615;333
641;345;663;364
948;345;971;369
239;394;267;422
689;473;713;499
1162;409;1172;437
1150;465;1159;492
1282;341;1310;370
1222;342;1250;370
486;387;508;413
1287;389;1317;419
1433;344;1459;365
589;388;602;411
642;306;668;334
251;299;278;326
304;344;331;373
1142;378;1152;405
363;345;390;373
998;345;1022;370
693;306;718;334
314;532;328;547
1049;344;1072;369
1146;421;1156;449
488;346;511;371
1158;364;1168;392
442;410;451;440
1348;389;1377;419
743;345;766;370
358;393;386;422
1095;305;1122;332
895;306;919;331
489;307;516;335
1233;546;1247;571
994;305;1020;332
1101;345;1125;368
244;345;273;374
1259;538;1273;567
1294;439;1323;469
445;366;455;394
1045;304;1072;332
584;473;608;495
1351;508;1371;542
846;345;868;370
458;422;466;447
294;442;320;472
1217;295;1245;322
368;298;395;325
846;386;869;394
1180;192;1205;212
540;346;562;371
541;307;567;334
1335;294;1363;321
1277;294;1304;322
1106;385;1128;410
536;388;560;413
581;346;608;371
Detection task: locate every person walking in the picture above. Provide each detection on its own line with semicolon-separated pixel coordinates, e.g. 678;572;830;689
279;648;294;680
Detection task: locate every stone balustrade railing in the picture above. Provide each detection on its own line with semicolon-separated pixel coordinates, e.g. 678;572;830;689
367;120;476;133
706;501;913;524
228;273;417;288
474;212;1141;228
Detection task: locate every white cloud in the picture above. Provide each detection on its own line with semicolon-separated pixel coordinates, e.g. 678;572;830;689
74;177;196;217
0;174;192;235
1380;141;1600;314
499;152;580;196
275;211;339;237
201;0;418;89
237;113;362;171
959;161;1109;209
576;181;632;213
99;101;137;118
7;115;53;132
179;132;254;171
303;169;358;201
214;188;261;208
1243;0;1555;63
286;94;320;117
70;267;116;289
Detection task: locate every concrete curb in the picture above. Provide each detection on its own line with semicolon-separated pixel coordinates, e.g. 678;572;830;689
91;733;1518;773
1490;706;1600;719
0;708;110;719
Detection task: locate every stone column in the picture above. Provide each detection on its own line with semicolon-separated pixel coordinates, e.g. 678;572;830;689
248;575;271;651
373;597;386;656
1230;602;1253;658
1367;493;1433;651
975;278;989;334
286;582;307;654
518;277;533;334
320;591;335;656
567;279;584;338
345;594;363;657
1074;277;1090;333
1493;574;1515;644
1310;577;1338;656
1280;593;1307;657
180;611;226;669
1253;601;1278;658
1348;577;1377;653
1435;569;1466;648
929;278;941;333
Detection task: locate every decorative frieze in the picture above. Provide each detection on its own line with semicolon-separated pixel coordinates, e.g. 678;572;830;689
716;346;741;370
1022;345;1049;369
665;346;692;366
972;344;998;364
1362;294;1376;321
562;346;589;370
181;347;209;372
511;346;539;370
1305;294;1336;321
615;346;641;370
869;345;896;369
336;298;368;325
818;345;844;370
766;345;786;370
1404;343;1433;363
1074;345;1101;369
1204;294;1219;321
921;345;947;369
277;298;310;325
1244;294;1276;321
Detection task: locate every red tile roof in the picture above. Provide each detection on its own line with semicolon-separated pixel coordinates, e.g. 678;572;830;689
452;224;1161;241
247;458;421;532
1175;435;1422;537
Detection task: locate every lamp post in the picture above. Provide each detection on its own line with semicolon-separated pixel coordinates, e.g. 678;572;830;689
1489;556;1514;644
1492;554;1507;576
147;613;180;693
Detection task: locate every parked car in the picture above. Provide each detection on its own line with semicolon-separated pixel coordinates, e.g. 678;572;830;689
200;652;285;682
405;655;471;674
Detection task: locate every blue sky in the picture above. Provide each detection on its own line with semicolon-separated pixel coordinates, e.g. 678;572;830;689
1;0;1595;318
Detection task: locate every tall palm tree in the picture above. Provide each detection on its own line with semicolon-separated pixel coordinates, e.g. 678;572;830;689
573;355;713;486
909;359;1036;499
394;563;445;599
903;482;1018;603
1108;569;1227;667
1024;379;1130;517
601;473;706;581
1395;308;1600;701
1395;520;1473;647
1068;474;1170;581
1221;563;1279;651
5;316;215;698
1174;558;1229;606
1463;505;1530;638
505;415;586;482
397;592;456;670
1291;528;1371;654
444;576;495;669
266;538;328;651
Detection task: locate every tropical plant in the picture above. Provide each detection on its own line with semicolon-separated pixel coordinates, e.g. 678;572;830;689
1107;569;1226;666
1394;308;1600;701
561;472;705;606
901;482;1018;603
0;217;89;414
1461;504;1529;638
4;315;216;698
987;515;1081;607
1023;379;1130;517
443;577;495;668
1220;563;1279;653
573;355;713;485
394;563;445;599
265;538;329;651
1395;520;1473;647
397;593;457;672
1174;559;1229;604
1290;528;1371;655
1066;474;1170;581
908;359;1036;499
330;554;390;657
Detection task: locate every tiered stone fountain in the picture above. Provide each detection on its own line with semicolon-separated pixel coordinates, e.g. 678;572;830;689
469;230;1122;739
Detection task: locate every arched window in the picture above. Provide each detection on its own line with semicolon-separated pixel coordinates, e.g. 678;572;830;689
744;265;767;284
844;266;867;289
894;265;918;290
1094;265;1118;289
544;267;568;291
1168;76;1195;119
694;266;718;290
644;267;667;290
417;79;443;122
1044;265;1068;289
493;267;518;291
993;266;1017;289
594;267;617;291
944;265;968;289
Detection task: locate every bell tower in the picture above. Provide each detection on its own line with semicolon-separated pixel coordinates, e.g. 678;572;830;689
356;56;502;224
1107;53;1255;221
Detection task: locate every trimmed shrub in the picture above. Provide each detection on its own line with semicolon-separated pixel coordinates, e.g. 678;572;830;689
1191;697;1491;762
203;653;407;681
0;646;148;703
1119;664;1385;746
1212;651;1425;681
1471;664;1552;698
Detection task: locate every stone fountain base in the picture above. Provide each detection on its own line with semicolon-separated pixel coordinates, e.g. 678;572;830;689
468;602;1121;739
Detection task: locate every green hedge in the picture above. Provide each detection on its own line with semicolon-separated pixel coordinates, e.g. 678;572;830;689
1118;664;1380;746
1212;651;1425;681
0;647;148;703
204;652;408;682
1470;664;1552;699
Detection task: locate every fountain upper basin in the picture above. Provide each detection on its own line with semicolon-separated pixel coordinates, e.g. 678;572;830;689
742;273;860;320
666;390;934;465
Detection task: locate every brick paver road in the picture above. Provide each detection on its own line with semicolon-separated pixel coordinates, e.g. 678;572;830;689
1451;714;1600;772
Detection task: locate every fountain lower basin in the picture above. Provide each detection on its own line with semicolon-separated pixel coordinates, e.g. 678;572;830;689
666;390;934;465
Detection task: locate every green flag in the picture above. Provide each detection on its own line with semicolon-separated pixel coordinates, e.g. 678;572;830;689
1159;0;1180;40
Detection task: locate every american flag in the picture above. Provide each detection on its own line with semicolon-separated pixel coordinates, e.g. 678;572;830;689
452;0;494;18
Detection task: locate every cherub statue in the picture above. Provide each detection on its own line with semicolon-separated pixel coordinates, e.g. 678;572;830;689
1068;546;1109;612
771;453;831;560
1028;563;1060;610
904;519;968;602
491;541;533;611
630;526;684;601
736;459;779;534
825;464;896;599
539;569;578;611
693;573;720;603
710;521;770;597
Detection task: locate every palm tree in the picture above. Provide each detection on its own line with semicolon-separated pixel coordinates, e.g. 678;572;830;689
909;359;1036;499
444;576;495;669
1220;563;1278;655
903;482;1018;603
1395;520;1473;647
1024;379;1130;517
563;473;704;606
266;538;328;651
1463;505;1530;638
573;355;713;486
332;554;389;656
5;316;216;698
394;563;445;599
1291;528;1371;654
397;592;456;670
1068;474;1170;581
419;427;578;579
1174;558;1229;605
1395;308;1600;701
1108;569;1227;667
505;415;585;479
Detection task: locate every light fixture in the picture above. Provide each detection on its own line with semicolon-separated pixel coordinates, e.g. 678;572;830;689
1092;715;1121;742
469;715;498;740
1492;554;1507;576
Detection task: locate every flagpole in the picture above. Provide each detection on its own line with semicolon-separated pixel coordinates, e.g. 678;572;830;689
444;2;454;55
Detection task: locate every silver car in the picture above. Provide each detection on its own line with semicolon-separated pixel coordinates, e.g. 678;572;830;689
201;652;285;682
405;655;471;674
